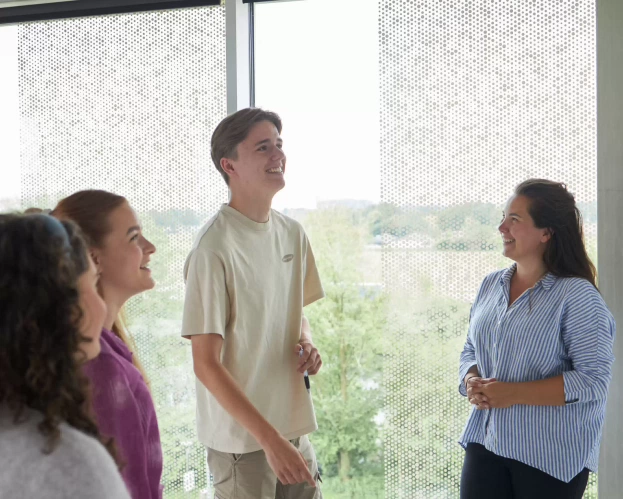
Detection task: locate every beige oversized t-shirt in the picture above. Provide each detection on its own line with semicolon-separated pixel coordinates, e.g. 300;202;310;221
181;204;325;454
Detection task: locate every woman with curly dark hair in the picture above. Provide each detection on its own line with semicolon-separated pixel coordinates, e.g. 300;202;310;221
0;213;130;499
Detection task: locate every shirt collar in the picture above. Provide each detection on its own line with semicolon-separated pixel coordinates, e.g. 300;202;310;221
500;264;516;288
100;327;133;363
539;272;557;291
498;263;557;291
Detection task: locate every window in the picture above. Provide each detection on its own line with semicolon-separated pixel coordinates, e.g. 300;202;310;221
3;0;600;496
255;2;383;493
16;6;227;497
255;0;597;497
0;25;20;211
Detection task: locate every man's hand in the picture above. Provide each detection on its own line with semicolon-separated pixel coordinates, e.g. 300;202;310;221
296;341;322;375
262;432;316;487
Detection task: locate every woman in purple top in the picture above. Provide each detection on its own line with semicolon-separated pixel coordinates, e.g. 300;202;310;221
53;190;163;499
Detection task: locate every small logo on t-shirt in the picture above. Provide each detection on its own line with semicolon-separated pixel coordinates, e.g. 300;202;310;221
282;254;294;263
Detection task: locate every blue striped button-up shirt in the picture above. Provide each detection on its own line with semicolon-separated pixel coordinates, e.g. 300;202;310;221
458;265;615;482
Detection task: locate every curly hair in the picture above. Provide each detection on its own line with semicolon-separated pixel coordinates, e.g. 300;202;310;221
0;213;118;464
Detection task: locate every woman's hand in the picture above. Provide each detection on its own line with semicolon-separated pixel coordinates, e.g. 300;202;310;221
479;381;520;409
466;376;497;410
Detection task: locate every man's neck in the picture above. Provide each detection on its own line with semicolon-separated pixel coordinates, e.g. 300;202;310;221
228;190;273;223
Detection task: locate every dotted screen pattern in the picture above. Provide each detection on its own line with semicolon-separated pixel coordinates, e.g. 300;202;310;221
379;1;597;498
15;1;599;497
18;6;227;498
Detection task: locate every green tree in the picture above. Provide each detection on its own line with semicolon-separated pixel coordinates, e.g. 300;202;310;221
384;294;470;498
364;203;431;239
303;208;386;484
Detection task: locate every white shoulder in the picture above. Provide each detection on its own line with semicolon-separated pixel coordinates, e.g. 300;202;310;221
47;424;130;499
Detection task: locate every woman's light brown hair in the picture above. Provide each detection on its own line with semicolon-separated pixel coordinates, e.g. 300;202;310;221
52;190;149;385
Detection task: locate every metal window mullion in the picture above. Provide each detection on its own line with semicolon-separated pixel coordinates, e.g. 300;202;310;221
248;0;255;107
225;0;251;113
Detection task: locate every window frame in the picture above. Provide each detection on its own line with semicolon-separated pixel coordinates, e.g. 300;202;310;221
0;0;221;24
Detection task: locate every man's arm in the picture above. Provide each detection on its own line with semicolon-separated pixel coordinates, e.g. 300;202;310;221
300;315;313;344
296;315;322;375
191;334;316;487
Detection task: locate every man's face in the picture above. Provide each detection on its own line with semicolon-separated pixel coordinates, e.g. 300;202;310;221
225;120;286;196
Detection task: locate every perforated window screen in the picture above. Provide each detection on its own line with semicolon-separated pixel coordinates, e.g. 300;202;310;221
13;0;598;497
257;0;597;498
18;6;226;498
379;1;596;497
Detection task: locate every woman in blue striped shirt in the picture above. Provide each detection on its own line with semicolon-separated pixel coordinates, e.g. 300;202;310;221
458;179;615;499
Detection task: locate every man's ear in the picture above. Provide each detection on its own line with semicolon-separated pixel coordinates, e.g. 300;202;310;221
221;157;235;179
90;249;101;269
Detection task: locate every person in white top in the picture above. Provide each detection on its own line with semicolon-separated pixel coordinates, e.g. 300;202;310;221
182;108;325;499
0;213;130;499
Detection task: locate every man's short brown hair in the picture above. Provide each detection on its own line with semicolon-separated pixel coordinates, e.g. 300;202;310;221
211;108;283;185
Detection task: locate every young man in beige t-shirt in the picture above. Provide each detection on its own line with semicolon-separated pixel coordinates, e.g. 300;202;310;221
182;108;325;498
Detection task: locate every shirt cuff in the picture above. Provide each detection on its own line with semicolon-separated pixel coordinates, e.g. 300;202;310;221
562;370;583;404
458;363;476;397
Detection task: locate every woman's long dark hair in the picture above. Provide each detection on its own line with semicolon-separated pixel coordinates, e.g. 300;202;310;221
0;213;117;462
515;179;597;287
